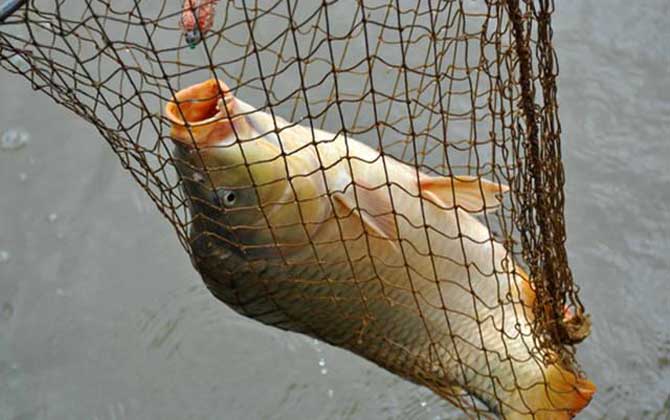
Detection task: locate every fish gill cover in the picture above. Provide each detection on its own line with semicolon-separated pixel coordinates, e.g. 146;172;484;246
0;0;594;418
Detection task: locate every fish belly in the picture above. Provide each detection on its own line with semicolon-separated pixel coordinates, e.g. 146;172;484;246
189;187;538;414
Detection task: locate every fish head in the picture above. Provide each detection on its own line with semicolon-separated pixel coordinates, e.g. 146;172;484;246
165;79;328;260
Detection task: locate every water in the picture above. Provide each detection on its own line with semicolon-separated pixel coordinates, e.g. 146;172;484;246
0;128;29;151
1;1;669;419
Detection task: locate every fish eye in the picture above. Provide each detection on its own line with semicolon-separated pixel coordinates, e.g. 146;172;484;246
222;190;236;206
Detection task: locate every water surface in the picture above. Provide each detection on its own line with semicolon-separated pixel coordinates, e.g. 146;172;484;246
1;1;669;418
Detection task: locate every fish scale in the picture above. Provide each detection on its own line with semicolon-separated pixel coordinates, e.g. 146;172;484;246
191;198;533;411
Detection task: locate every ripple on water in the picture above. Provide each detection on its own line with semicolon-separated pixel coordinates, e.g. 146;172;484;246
91;401;132;420
138;285;216;359
397;386;484;420
136;284;264;360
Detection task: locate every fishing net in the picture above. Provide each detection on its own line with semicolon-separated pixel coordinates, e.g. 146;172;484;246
0;0;593;418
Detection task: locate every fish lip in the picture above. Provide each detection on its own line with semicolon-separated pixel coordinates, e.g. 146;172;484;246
164;78;237;146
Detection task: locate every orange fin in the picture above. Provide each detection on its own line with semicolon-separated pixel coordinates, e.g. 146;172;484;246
507;363;596;420
332;183;399;251
419;174;509;213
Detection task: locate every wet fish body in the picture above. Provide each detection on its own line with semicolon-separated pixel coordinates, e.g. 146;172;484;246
165;79;595;419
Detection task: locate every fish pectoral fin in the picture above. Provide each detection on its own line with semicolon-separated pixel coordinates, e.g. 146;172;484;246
332;183;399;251
419;174;509;213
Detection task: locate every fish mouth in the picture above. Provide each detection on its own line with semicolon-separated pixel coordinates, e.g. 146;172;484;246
164;78;238;147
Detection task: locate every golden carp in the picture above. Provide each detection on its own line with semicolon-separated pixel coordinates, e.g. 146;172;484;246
164;79;595;419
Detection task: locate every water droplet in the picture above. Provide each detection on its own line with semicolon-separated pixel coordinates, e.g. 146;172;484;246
56;288;65;296
8;55;30;73
311;338;323;353
320;368;328;375
0;250;9;263
18;172;27;182
47;213;58;223
318;357;326;367
0;129;30;151
327;389;334;398
1;302;13;321
420;401;427;408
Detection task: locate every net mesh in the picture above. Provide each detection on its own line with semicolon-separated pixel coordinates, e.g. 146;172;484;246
0;0;593;417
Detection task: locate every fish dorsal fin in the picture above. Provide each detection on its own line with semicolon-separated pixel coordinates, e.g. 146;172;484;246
418;174;509;213
332;182;399;253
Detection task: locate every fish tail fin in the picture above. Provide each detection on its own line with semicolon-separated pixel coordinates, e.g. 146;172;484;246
506;266;595;419
428;363;595;419
425;268;593;418
503;362;596;419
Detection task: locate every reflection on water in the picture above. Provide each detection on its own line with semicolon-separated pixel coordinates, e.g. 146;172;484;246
1;0;669;418
555;1;670;418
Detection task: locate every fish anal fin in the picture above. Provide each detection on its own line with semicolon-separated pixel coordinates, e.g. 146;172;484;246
331;184;399;252
419;174;509;213
505;363;596;420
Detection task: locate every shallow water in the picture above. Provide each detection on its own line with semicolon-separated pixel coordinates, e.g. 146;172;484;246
1;1;669;419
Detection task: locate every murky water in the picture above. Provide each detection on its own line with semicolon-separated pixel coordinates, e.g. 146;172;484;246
1;1;669;419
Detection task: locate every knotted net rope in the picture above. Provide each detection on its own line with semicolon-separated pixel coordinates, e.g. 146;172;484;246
0;1;593;417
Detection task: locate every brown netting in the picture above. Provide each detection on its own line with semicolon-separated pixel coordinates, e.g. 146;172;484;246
0;0;594;418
